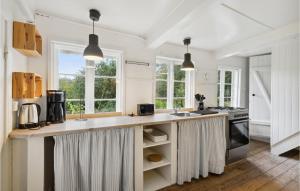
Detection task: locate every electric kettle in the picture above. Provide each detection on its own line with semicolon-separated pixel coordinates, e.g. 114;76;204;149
18;103;41;129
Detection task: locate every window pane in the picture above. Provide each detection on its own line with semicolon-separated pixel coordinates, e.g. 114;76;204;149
66;100;85;114
174;65;185;81
217;97;220;106
217;84;220;97
218;70;220;83
174;82;185;97
95;57;116;76
95;100;116;112
58;50;85;75
225;71;232;83
156;81;167;97
59;74;85;99
173;98;185;108
224;85;231;97
95;78;116;99
156;64;168;80
224;98;231;107
155;99;167;109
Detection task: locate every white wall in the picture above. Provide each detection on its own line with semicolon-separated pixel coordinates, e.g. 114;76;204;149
271;36;299;146
1;0;29;190
217;56;249;108
28;15;218;117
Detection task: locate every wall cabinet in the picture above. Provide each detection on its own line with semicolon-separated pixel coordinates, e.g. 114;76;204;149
13;21;42;57
12;72;43;99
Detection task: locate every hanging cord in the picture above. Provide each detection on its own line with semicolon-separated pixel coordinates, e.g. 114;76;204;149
93;20;95;34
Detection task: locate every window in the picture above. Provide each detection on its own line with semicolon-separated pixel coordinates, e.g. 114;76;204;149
217;69;240;107
155;57;194;109
52;42;123;114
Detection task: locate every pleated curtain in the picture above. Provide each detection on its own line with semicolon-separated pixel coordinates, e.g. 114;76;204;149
54;128;134;191
177;117;226;185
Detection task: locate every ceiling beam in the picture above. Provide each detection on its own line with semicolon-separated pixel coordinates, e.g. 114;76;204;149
145;0;220;49
215;22;299;59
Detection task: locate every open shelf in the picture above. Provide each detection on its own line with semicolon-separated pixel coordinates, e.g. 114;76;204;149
143;149;170;171
144;170;169;191
143;138;171;148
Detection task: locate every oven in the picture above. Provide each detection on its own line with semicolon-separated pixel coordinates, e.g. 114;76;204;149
229;117;249;149
226;116;250;164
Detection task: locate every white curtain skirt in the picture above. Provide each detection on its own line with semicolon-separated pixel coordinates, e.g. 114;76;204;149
53;128;134;191
177;117;226;185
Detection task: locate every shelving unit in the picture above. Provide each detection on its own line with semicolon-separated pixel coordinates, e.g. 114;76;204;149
12;72;43;98
136;122;177;191
13;21;42;57
143;148;170;171
144;170;169;191
143;139;171;148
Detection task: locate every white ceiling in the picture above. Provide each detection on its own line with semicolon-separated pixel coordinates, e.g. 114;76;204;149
25;0;299;50
27;0;183;36
167;2;270;50
223;0;299;29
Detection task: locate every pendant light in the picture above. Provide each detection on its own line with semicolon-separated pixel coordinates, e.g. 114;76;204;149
83;9;103;61
181;37;195;71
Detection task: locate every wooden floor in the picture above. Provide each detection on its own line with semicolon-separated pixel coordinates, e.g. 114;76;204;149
161;140;300;191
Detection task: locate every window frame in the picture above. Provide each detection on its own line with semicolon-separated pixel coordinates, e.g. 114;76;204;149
49;41;125;115
217;67;241;107
154;56;195;110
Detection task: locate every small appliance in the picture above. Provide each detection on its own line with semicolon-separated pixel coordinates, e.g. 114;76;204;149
46;90;66;123
18;103;41;129
137;104;154;116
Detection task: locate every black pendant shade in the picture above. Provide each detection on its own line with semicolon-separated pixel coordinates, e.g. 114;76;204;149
181;37;195;71
182;53;194;71
83;9;103;61
83;34;103;60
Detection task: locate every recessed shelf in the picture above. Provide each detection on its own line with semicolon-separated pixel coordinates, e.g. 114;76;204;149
144;170;169;191
143;138;171;148
143;149;170;171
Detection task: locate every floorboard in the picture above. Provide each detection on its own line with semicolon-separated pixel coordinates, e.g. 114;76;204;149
160;140;300;191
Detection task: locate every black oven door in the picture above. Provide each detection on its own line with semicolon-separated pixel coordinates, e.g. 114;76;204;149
229;118;249;149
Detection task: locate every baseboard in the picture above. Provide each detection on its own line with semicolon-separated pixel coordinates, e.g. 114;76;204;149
250;136;270;143
271;132;300;155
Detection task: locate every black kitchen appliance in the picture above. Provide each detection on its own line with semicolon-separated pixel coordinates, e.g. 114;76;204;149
47;90;66;123
137;104;154;116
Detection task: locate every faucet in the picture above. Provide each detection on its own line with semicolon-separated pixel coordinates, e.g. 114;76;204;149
174;107;180;114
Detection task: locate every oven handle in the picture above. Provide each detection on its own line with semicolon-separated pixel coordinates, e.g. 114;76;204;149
231;119;249;124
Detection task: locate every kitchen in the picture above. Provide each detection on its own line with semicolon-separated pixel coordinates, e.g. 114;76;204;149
1;0;299;191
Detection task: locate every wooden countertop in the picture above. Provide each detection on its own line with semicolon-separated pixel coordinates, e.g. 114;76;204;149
9;113;227;139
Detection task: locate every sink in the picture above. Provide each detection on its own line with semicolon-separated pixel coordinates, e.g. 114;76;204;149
170;112;191;117
190;110;219;115
170;112;201;117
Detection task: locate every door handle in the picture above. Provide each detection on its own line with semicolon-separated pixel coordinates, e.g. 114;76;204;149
252;94;255;96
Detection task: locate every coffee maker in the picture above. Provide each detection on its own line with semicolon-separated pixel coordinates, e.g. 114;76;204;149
46;90;66;123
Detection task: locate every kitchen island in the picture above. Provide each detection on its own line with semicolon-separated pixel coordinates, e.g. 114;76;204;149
9;113;227;191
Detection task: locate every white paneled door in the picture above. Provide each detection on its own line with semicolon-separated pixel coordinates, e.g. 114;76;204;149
249;55;271;140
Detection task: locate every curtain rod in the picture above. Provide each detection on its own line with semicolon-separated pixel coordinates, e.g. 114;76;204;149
125;60;150;66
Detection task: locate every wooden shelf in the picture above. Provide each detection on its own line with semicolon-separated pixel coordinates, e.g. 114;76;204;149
13;21;42;57
143;138;171;148
12;72;43;99
144;170;169;191
143;149;170;171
